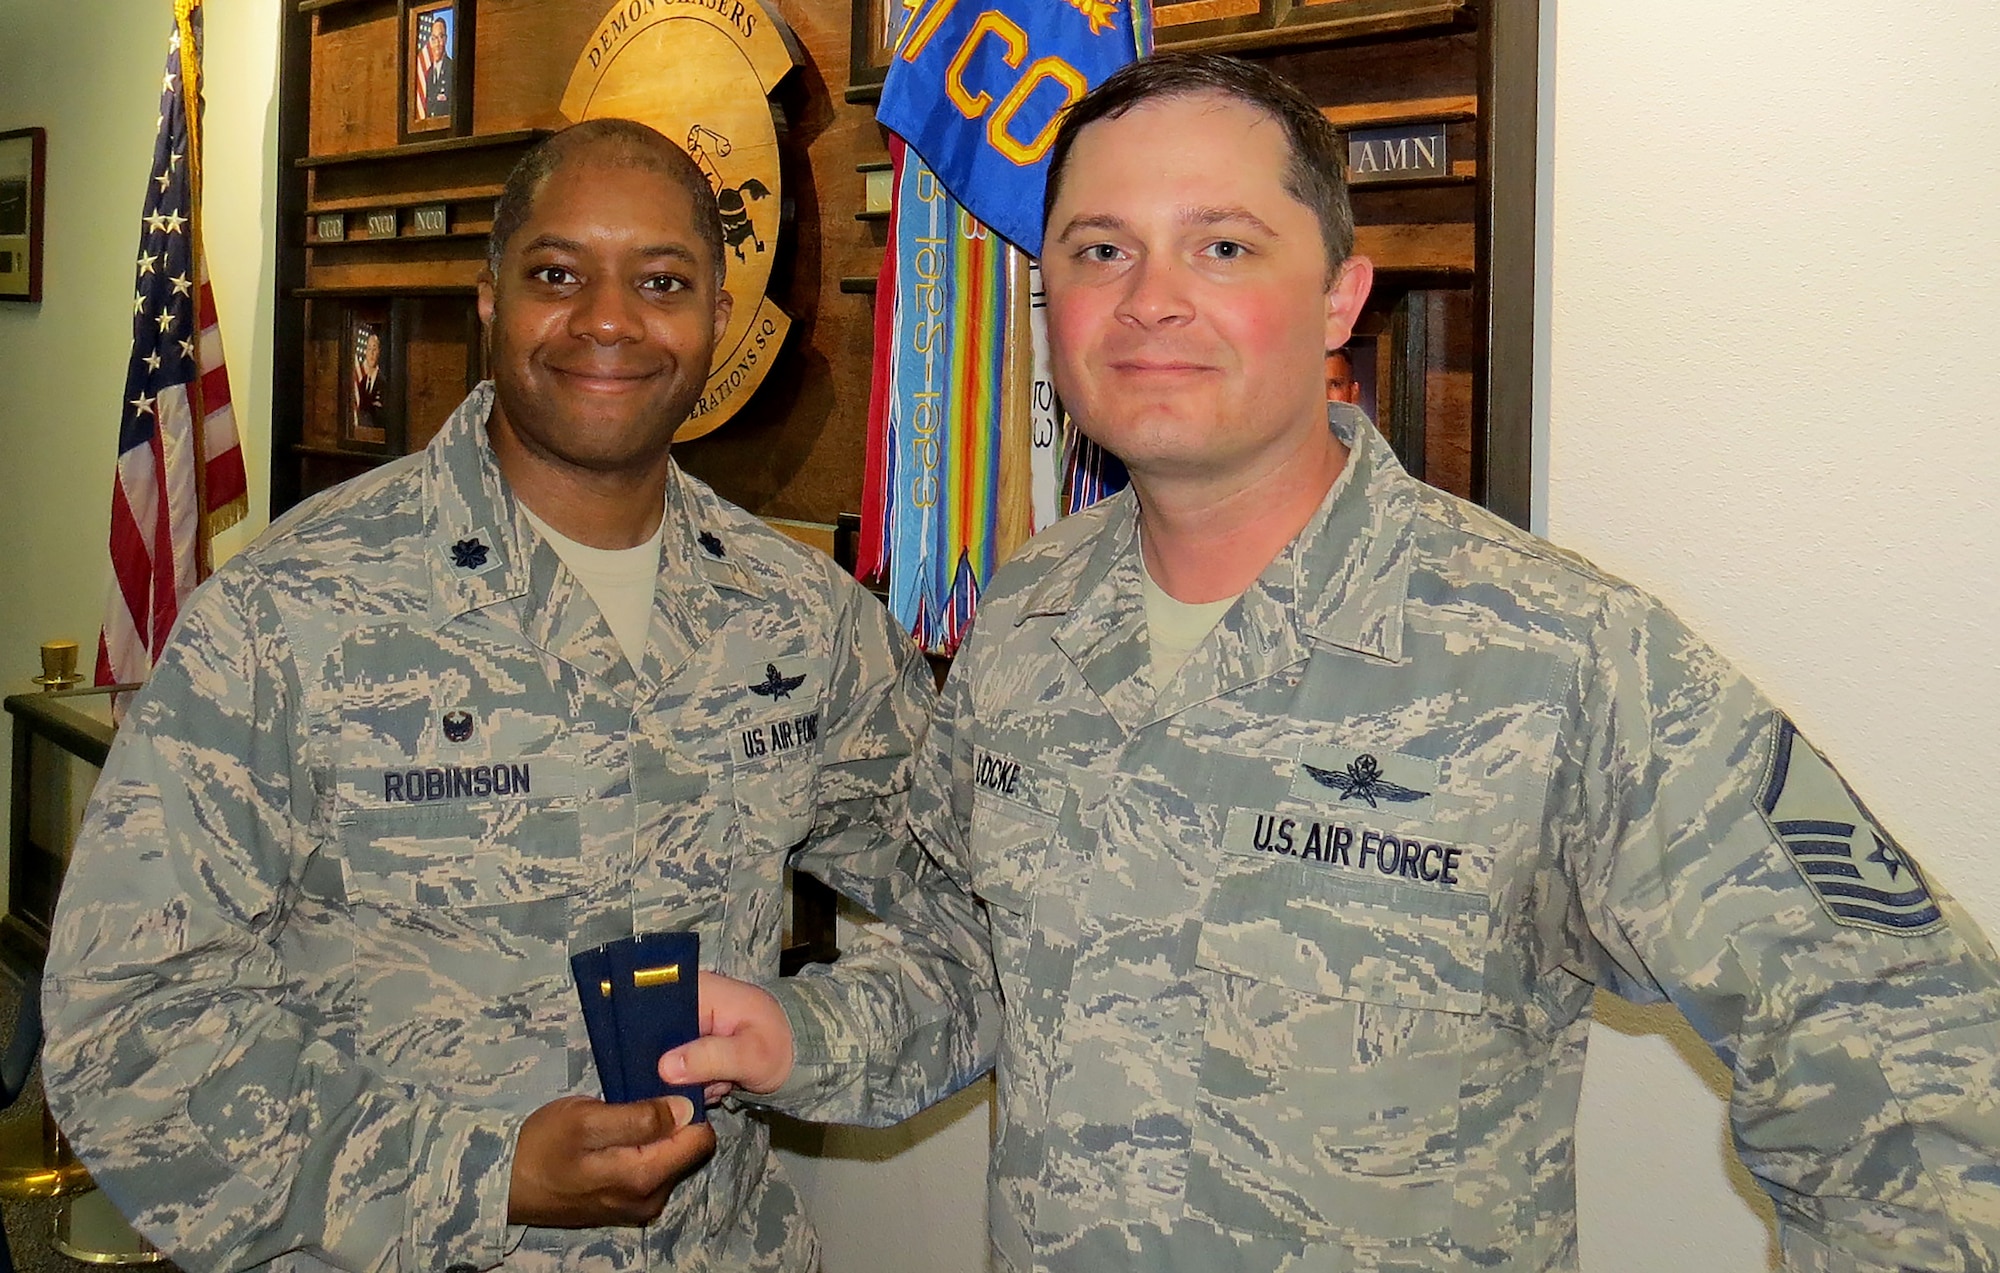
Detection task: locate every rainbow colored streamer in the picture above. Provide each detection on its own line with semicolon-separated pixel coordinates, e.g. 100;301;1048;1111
863;0;1148;653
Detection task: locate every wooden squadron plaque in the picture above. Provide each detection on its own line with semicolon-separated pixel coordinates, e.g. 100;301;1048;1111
563;0;799;441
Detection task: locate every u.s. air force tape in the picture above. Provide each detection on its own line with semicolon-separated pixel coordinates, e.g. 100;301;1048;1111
1222;807;1466;890
737;709;821;762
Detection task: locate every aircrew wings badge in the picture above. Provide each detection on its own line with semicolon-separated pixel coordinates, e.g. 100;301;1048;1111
1758;714;1942;936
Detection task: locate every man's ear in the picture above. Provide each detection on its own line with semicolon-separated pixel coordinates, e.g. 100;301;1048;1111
476;269;496;327
1323;254;1375;352
712;288;735;344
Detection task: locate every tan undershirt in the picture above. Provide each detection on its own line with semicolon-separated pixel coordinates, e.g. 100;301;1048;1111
1143;563;1241;684
521;504;665;669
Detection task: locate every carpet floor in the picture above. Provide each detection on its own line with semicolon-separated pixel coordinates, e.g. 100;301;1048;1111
0;968;182;1272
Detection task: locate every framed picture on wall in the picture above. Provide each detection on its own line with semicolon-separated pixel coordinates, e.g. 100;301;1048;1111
849;0;916;96
399;0;475;143
339;300;406;454
0;127;47;304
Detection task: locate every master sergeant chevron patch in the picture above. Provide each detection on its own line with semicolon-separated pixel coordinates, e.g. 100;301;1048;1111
1758;714;1943;936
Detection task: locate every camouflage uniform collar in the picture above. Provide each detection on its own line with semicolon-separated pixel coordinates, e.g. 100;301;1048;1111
1017;491;1140;622
420;386;769;634
1020;403;1417;666
665;465;771;603
423;383;532;625
1287;402;1419;663
618;465;772;693
1040;503;1155;731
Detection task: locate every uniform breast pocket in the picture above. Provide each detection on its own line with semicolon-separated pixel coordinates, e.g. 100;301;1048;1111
335;755;589;1094
965;745;1065;917
969;785;1068;1158
1186;850;1489;1246
728;705;825;854
969;791;1056;938
338;795;586;913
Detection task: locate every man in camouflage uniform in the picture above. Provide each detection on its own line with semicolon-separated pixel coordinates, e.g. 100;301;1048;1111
916;53;2000;1271
41;120;992;1270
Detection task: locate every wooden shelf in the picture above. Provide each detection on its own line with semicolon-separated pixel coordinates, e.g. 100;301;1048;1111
296;129;551;170
1351;168;1477;190
310;230;491;249
298;0;386;11
306;188;504;215
854;209;889;223
1354;221;1474;275
1169;0;1469;55
291;443;390;460
1322;94;1477;129
838;276;877;294
1156;0;1262;32
294;284;478;298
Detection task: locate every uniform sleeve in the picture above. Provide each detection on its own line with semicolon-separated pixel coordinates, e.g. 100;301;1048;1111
40;570;523;1273
1558;585;2000;1271
755;578;998;1125
907;619;978;910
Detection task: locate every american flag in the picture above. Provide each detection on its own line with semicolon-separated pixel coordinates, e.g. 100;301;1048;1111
96;0;248;686
415;14;442;119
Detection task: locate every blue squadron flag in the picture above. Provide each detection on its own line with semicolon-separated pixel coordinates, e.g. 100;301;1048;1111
860;0;1146;652
877;0;1149;257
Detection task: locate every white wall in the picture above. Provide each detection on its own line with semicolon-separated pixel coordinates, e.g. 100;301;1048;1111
774;1073;993;1273
2;2;1996;1269
1550;3;2000;1269
0;0;279;852
0;6;163;708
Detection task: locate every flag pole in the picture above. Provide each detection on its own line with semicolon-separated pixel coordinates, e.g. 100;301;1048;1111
172;0;214;577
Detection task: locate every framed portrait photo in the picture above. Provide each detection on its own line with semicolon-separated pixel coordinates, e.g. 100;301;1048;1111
0;127;47;304
338;300;406;454
399;0;475;143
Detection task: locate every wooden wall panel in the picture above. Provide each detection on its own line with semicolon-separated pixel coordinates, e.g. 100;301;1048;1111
1352;223;1473;275
1425;288;1474;500
307;5;404;156
469;2;605;135
304;242;489;291
302;299;342;450
1267;31;1476;116
310;155;520;207
404;297;479;450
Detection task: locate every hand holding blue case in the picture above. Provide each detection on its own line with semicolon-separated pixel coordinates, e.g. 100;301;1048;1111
570;932;704;1121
